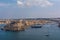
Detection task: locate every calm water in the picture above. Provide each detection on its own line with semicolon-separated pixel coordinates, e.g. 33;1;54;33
0;23;60;40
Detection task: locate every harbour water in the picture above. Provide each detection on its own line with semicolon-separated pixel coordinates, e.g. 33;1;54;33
0;23;60;40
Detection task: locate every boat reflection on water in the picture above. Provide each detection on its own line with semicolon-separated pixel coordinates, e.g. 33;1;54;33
31;24;42;28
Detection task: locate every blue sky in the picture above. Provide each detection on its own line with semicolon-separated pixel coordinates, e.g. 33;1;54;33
0;0;60;19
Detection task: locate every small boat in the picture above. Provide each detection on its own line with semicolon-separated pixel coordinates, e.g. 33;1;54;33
31;24;42;28
45;34;49;37
58;24;60;27
1;28;4;30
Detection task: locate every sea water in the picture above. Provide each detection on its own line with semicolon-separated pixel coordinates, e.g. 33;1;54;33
0;23;60;40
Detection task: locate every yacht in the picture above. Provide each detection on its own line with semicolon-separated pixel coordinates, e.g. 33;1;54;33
31;24;42;28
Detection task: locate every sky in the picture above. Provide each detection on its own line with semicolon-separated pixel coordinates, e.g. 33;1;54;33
0;0;60;19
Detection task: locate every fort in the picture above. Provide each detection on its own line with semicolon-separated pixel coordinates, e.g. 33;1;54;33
0;18;60;31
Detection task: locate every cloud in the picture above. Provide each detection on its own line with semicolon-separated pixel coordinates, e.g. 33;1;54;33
17;0;24;7
17;0;54;7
